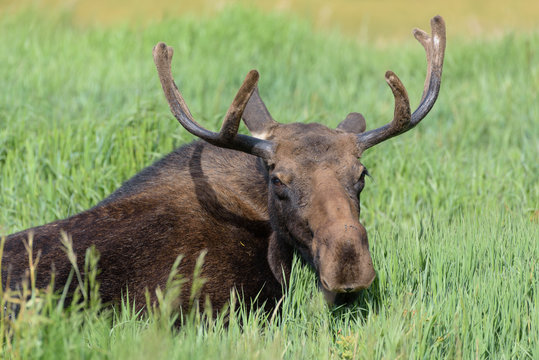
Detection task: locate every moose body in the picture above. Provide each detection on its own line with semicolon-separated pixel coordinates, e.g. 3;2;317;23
2;17;446;313
3;142;280;311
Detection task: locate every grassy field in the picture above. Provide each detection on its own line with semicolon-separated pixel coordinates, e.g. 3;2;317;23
3;0;539;40
1;7;538;359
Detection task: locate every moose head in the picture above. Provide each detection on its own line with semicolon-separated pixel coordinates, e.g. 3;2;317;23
153;16;446;303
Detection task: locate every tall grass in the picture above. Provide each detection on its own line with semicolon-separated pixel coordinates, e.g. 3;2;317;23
1;7;538;359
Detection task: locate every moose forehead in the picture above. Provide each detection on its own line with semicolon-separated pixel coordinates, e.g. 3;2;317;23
268;123;362;166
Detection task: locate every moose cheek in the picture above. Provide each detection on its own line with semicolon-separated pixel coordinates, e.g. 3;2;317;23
275;190;288;201
271;182;289;201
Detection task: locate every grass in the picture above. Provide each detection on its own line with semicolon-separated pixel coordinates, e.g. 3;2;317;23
1;6;538;359
3;0;539;39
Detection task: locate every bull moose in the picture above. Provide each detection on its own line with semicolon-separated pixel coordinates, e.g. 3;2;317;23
1;16;446;313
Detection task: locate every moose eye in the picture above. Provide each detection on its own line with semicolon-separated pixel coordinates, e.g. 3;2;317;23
271;177;283;186
271;176;289;200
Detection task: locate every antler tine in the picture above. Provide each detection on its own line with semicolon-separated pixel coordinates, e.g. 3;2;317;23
411;15;446;126
153;43;211;138
153;42;274;159
220;70;260;142
357;16;446;151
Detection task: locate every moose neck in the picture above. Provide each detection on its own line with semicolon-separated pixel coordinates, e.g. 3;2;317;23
266;211;315;287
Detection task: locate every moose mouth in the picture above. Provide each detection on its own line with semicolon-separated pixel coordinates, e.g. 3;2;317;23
319;282;357;306
318;272;375;306
288;234;376;305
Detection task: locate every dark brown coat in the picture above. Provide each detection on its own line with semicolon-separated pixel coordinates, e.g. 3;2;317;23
1;16;446;313
3;142;282;311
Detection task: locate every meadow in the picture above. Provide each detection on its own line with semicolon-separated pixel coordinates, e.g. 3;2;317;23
1;7;538;359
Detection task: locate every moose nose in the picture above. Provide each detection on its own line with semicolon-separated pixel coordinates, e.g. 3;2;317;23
320;271;376;294
334;276;375;293
321;277;330;290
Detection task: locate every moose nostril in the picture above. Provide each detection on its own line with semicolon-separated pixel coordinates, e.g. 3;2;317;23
321;278;330;290
344;287;353;293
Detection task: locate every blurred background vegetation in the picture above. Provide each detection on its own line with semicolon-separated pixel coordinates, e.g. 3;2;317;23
2;0;539;40
0;1;537;359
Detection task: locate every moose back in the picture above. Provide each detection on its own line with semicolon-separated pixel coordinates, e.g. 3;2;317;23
2;16;446;312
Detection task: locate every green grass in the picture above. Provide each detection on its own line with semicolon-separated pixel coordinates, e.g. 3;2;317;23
1;7;538;359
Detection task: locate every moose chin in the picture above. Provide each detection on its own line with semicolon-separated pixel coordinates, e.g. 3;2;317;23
1;16;446;313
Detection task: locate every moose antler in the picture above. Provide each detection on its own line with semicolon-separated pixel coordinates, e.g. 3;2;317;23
153;42;274;159
356;15;446;151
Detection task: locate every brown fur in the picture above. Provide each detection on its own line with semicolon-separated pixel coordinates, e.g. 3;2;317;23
2;123;373;312
2;16;445;314
2;142;280;312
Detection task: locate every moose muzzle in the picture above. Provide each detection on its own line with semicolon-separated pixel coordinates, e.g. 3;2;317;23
308;169;375;298
315;220;375;296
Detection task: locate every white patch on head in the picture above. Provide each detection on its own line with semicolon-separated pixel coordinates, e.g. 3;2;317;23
251;130;270;140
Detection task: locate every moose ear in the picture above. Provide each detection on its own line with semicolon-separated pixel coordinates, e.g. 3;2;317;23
242;87;278;139
337;112;366;133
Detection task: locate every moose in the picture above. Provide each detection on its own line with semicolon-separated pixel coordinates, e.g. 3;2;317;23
1;16;445;312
